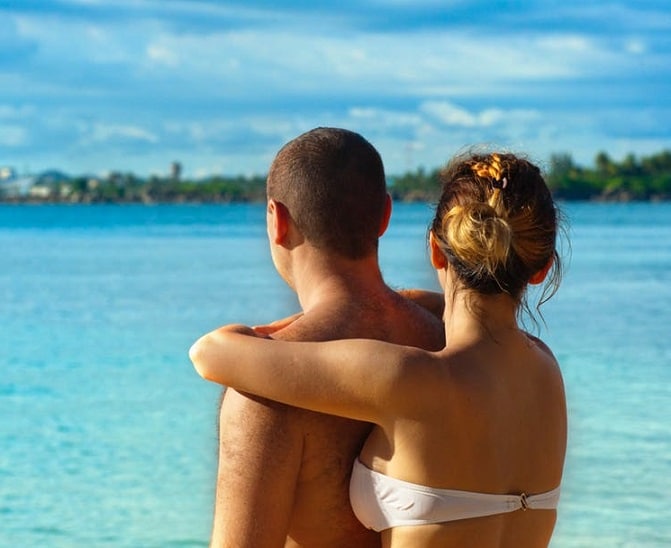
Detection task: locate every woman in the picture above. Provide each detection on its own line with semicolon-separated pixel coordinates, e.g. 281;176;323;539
190;151;567;547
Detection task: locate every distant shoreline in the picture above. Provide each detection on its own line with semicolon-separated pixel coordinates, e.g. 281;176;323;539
2;148;671;203
1;194;670;205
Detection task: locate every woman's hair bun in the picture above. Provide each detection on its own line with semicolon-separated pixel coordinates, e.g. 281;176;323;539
442;202;512;280
431;150;562;317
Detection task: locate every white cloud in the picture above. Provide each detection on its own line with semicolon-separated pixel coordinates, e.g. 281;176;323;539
13;13;150;68
0;125;29;147
418;101;541;133
349;107;423;129
60;0;279;21
421;102;479;127
7;7;645;103
625;39;647;54
0;105;35;119
146;44;180;67
88;123;159;144
82;25;607;99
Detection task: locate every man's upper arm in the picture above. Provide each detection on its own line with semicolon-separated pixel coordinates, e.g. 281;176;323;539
211;388;303;547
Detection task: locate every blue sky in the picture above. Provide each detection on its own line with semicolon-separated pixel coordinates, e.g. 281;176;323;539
1;0;669;178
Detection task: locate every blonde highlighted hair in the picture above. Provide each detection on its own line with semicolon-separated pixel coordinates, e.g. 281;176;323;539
431;151;562;316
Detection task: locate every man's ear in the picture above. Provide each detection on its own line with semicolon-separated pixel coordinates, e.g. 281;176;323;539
378;194;393;237
529;257;554;285
429;231;447;270
267;199;291;245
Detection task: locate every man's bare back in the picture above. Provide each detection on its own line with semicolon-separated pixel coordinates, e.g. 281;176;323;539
208;126;445;546
213;288;444;547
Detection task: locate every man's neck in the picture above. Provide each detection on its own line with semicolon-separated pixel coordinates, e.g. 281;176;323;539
290;249;388;313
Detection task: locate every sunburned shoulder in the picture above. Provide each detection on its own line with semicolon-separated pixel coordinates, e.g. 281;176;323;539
270;313;345;343
403;300;445;351
266;300;391;343
264;294;445;372
368;290;445;351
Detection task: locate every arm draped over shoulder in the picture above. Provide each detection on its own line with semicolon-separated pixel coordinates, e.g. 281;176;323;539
189;328;430;424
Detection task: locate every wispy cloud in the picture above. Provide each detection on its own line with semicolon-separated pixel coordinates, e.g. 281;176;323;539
0;125;29;147
85;123;159;145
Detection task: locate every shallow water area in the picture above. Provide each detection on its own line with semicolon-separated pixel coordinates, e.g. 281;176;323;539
1;202;670;546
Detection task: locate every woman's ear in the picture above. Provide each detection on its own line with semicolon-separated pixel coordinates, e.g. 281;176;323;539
529;257;554;285
429;231;447;270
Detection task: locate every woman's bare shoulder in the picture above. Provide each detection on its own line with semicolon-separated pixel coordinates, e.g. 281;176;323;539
524;332;557;361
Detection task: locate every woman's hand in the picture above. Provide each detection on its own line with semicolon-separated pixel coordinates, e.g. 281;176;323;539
252;312;304;337
219;323;262;337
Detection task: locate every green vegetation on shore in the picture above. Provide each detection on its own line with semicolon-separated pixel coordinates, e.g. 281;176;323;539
390;150;671;202
2;149;671;203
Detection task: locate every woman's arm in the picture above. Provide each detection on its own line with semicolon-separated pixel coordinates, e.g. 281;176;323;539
189;325;427;424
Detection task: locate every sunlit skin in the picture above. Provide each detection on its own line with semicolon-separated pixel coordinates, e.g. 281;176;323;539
208;127;445;548
191;239;566;547
193;152;567;547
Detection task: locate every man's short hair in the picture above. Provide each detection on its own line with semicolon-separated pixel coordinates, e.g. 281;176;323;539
267;127;387;259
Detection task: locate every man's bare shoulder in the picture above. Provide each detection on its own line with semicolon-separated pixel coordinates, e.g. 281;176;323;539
272;289;444;350
390;290;445;350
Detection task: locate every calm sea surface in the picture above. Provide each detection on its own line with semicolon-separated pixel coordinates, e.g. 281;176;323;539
1;202;670;547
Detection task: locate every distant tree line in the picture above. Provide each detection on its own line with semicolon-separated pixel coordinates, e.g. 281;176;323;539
1;172;267;204
389;149;671;202
547;150;671;201
3;149;671;203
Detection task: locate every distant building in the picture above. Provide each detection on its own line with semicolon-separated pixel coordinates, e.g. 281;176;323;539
171;161;182;181
0;166;17;181
0;176;36;197
59;183;73;199
28;185;52;199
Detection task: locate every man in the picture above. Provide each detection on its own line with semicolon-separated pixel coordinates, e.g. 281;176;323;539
212;127;444;547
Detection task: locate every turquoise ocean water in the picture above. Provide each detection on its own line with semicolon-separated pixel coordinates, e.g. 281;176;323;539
1;202;670;547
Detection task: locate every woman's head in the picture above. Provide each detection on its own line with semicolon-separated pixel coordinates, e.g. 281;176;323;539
430;151;561;310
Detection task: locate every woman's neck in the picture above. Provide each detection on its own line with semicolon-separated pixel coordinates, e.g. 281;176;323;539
442;288;519;348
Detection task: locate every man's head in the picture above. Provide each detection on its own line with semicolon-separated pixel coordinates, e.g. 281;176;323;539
266;127;389;260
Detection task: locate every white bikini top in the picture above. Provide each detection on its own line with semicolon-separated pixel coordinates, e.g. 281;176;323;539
349;459;561;532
